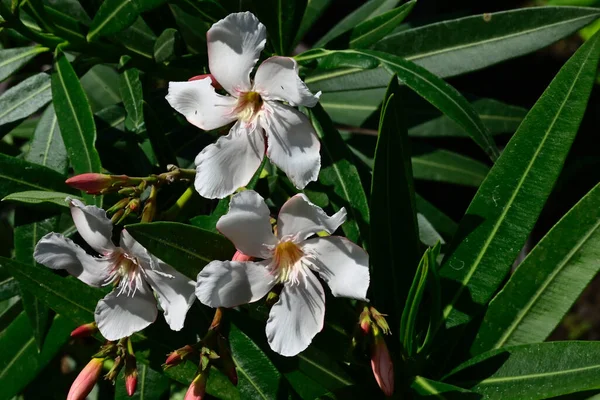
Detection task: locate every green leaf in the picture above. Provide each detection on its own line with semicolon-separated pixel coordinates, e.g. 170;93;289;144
143;101;177;169
81;65;122;112
0;73;52;126
314;0;400;48
110;17;157;60
114;363;170;400
0;313;73;399
125;222;236;279
471;183;600;355
119;56;144;133
445;341;600;400
3;191;80;207
0;154;75;199
415;194;458;240
412;148;490;187
308;104;370;247
51;48;102;205
409;98;528;138
175;0;228;23
154;28;180;63
253;0;307;55
370;76;420;329
25;104;68;175
437;29;600;354
294;0;332;46
349;0;416;49
87;0;167;41
0;276;19;302
230;323;287;400
318;87;384;126
375;6;600;78
411;376;478;399
0;46;48;82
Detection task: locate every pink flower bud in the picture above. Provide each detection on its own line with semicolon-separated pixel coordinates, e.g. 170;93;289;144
67;358;104;400
164;345;195;369
188;74;222;90
358;307;372;335
184;373;207;400
125;370;137;396
66;173;114;194
232;250;254;262
371;334;394;397
70;322;98;338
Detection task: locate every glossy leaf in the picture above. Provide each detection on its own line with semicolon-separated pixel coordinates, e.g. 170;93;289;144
415;194;458;240
125;222;236;279
471;183;600;355
253;0;307;55
349;0;416;49
25;105;68;175
3;191;80;207
418;213;446;247
294;0;332;46
114;363;170;400
308;104;370;247
0;73;52;126
437;30;600;349
110;17;157;60
445;342;600;400
80;64;122;112
314;0;400;48
370;77;420;329
0;154;75;199
87;0;167;41
119;56;144;133
0;46;48;82
0;276;19;302
412;148;490;187
411;376;478;399
175;0;228;23
154;28;180;63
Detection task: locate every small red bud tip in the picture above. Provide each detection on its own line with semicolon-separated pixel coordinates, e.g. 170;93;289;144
232;250;254;262
67;358;104;400
371;336;394;397
165;351;183;367
70;322;98;338
125;372;137;397
184;374;207;400
188;74;222;90
360;319;371;335
66;173;113;194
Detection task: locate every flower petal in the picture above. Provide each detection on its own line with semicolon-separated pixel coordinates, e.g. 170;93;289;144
301;236;369;301
95;282;157;340
216;190;277;258
263;102;320;190
195;260;274;308
254;57;320;107
277;194;346;240
207;12;266;95
119;229;153;265
144;260;196;331
194;122;265;199
166;79;237;131
34;232;113;287
266;267;325;356
69;198;116;255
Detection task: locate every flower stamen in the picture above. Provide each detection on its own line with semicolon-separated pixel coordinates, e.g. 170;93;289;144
235;91;263;122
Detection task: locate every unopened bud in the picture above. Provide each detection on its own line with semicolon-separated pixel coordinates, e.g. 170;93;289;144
188;73;222;90
118;186;139;196
359;307;372;335
217;335;238;386
111;209;125;224
67;358;104;400
370;307;390;335
164;344;196;369
184;372;207;400
127;198;141;212
124;355;137;397
116;207;133;224
232;250;254;262
371;332;394;397
141;198;156;223
66;173;113;194
71;322;98;338
107;198;130;214
105;355;123;381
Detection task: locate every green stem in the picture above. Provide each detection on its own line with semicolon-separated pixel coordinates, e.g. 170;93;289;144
161;186;195;221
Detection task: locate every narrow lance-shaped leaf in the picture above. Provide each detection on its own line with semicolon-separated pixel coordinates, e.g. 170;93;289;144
308;104;370;247
252;0;307;55
0;46;48;82
411;376;478;399
349;0;416;49
87;0;167;41
25;104;68;175
3;191;80;207
154;28;180;63
293;0;332;47
445;342;600;400
471;183;600;355
370;76;420;331
119;56;144;133
415;194;458;240
412;148;490;187
143;101;178;169
0;73;52;126
436;29;600;356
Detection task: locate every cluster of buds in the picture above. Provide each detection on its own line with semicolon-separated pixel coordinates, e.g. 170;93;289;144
359;306;394;397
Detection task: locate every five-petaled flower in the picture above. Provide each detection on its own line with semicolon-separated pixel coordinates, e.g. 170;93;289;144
195;190;370;356
166;12;322;200
34;198;196;340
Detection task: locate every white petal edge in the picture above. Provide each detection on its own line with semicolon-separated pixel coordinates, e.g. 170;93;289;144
301;236;370;301
216;190;277;258
266;267;325;357
34;232;113;287
166;79;237;131
69;198;116;255
144;260;196;331
254;56;321;107
95;282;157;340
119;229;153;266
195;260;274;308
194;122;265;199
207;11;266;95
277;193;346;241
263;102;321;190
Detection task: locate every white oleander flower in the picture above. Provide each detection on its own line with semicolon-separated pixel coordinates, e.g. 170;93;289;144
195;191;370;356
34;198;196;340
166;12;321;200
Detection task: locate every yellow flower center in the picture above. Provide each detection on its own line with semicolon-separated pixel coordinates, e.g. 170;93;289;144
271;240;304;284
109;253;142;296
235;91;263;122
